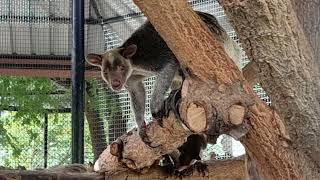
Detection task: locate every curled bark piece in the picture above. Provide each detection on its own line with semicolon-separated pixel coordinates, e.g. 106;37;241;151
93;146;126;172
229;124;250;140
242;61;259;87
110;139;123;159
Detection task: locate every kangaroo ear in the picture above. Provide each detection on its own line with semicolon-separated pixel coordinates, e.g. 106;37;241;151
121;44;137;59
86;53;102;67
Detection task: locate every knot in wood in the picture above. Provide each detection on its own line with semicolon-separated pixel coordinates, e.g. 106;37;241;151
228;105;246;125
185;102;208;133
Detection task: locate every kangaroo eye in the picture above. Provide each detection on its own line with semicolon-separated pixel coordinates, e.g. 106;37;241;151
119;65;125;71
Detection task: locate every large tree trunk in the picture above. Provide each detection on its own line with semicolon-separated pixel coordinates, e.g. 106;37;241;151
290;0;320;106
94;0;319;179
219;0;320;169
291;0;320;65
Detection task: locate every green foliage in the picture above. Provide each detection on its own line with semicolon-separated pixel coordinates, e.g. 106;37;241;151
0;76;70;119
0;76;93;169
47;113;72;166
0;111;44;168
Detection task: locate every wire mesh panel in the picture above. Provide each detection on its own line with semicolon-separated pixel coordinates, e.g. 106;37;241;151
0;0;78;169
0;0;273;170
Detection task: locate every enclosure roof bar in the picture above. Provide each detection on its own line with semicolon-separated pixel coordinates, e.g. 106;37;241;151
0;68;99;78
48;0;53;55
1;90;67;96
90;0;103;21
0;54;70;60
0;12;143;25
0;106;71;113
8;0;15;54
0;64;70;70
100;12;143;24
28;1;34;55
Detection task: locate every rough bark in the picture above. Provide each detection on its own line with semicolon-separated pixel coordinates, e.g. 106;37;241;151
104;157;248;180
291;0;320;65
220;0;320;169
95;112;193;171
291;0;320;105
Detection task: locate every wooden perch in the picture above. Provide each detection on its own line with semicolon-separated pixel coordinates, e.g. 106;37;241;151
104;157;248;180
0;157;248;180
95;111;193;172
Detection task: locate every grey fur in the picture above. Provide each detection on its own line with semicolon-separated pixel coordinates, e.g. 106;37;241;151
120;11;240;128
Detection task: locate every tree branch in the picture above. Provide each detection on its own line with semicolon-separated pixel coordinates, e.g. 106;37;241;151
104;157;248;180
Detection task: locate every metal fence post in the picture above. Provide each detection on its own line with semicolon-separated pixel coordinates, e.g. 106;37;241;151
44;113;48;168
71;0;85;164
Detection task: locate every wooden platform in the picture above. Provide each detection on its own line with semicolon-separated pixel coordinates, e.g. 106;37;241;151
0;164;104;180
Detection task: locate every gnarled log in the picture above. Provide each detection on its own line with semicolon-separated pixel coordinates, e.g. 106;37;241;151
104;157;248;180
